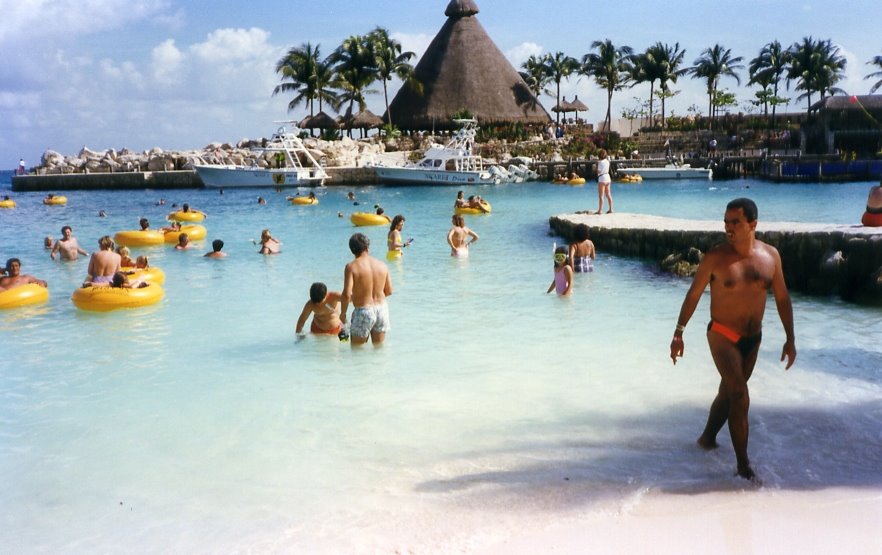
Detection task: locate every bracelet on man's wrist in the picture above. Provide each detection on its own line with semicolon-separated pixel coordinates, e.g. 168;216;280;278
675;323;686;333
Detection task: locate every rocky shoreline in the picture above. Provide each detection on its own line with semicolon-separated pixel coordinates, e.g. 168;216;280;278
30;135;397;176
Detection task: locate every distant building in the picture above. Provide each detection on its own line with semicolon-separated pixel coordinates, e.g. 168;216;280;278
807;94;882;155
385;0;551;130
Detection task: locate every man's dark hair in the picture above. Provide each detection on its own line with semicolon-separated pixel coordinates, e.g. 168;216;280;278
727;198;758;222
212;239;224;251
6;257;20;270
139;218;149;230
309;282;327;304
349;233;369;255
61;225;72;234
573;223;590;242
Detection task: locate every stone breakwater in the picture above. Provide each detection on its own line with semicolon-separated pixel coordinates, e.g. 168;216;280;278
549;212;882;305
30;136;387;176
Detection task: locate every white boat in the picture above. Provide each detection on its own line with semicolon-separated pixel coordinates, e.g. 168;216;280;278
194;123;328;188
371;119;500;185
617;163;712;180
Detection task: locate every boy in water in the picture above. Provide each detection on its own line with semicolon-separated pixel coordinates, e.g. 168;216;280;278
295;282;343;335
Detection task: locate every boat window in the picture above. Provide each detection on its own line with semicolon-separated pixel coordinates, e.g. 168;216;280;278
434;159;442;168
446;160;456;171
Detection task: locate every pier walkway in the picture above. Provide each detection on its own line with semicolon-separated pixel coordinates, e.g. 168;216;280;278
549;212;882;304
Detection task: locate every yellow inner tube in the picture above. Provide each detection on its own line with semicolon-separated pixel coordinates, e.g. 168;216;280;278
0;199;15;208
42;196;68;205
454;201;492;215
290;197;318;205
567;177;586;185
121;266;166;285
164;224;207;243
0;283;49;309
114;230;166;247
71;283;164;312
350;212;392;226
167;210;205;223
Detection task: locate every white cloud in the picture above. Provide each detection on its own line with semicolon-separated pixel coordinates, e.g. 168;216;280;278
0;0;171;44
190;27;274;62
152;39;183;84
391;32;432;59
506;42;544;69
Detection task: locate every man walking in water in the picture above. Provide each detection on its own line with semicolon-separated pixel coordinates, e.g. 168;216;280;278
670;198;796;480
340;233;392;347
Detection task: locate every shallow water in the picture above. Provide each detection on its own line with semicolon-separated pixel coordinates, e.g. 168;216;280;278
2;176;881;552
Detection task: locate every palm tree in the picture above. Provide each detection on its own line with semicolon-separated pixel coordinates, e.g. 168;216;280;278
689;44;744;130
331;34;378;137
519;54;550;98
542;51;580;125
273;42;322;116
367;27;416;127
645;42;687;130
582;39;633;133
865;51;882;93
629;52;659;128
748;40;789;125
787;36;846;113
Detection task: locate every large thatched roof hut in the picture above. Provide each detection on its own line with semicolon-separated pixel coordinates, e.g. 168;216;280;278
385;0;551;130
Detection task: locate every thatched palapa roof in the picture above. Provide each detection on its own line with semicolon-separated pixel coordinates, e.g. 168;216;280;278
386;0;551;129
810;94;882;112
300;111;338;130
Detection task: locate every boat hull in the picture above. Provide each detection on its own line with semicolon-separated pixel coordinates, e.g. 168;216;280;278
194;165;326;188
619;167;712;180
374;166;498;185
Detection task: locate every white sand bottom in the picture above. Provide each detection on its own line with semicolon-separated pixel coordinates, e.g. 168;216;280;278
479;487;882;555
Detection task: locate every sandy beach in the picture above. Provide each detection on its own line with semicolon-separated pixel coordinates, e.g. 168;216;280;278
479;488;881;554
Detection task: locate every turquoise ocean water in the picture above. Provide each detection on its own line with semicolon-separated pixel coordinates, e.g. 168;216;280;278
2;173;881;552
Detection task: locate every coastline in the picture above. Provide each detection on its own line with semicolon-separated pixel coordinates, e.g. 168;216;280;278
478;487;882;554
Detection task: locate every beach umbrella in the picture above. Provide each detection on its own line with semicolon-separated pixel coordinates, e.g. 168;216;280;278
569;95;588;122
301;111;339;131
551;96;574;114
347;110;384;139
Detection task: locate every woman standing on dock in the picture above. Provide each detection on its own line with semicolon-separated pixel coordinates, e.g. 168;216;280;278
595;149;613;214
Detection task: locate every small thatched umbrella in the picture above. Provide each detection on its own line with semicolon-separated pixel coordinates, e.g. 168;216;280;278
569;95;588;123
301;111;339;132
552;96;573;114
347;110;384;138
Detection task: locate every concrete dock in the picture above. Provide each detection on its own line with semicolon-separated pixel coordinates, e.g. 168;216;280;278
549;212;882;304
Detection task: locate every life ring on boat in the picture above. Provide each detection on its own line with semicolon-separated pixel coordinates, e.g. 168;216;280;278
0;283;49;309
167;210;205;223
0;199;15;208
71;283;164;312
861;211;882;227
289;196;318;205
350;212;392;226
42;196;68;205
114;229;166;247
164;224;207;243
454;201;492;215
121;266;166;285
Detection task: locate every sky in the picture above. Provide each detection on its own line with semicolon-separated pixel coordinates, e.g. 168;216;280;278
2;0;881;169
